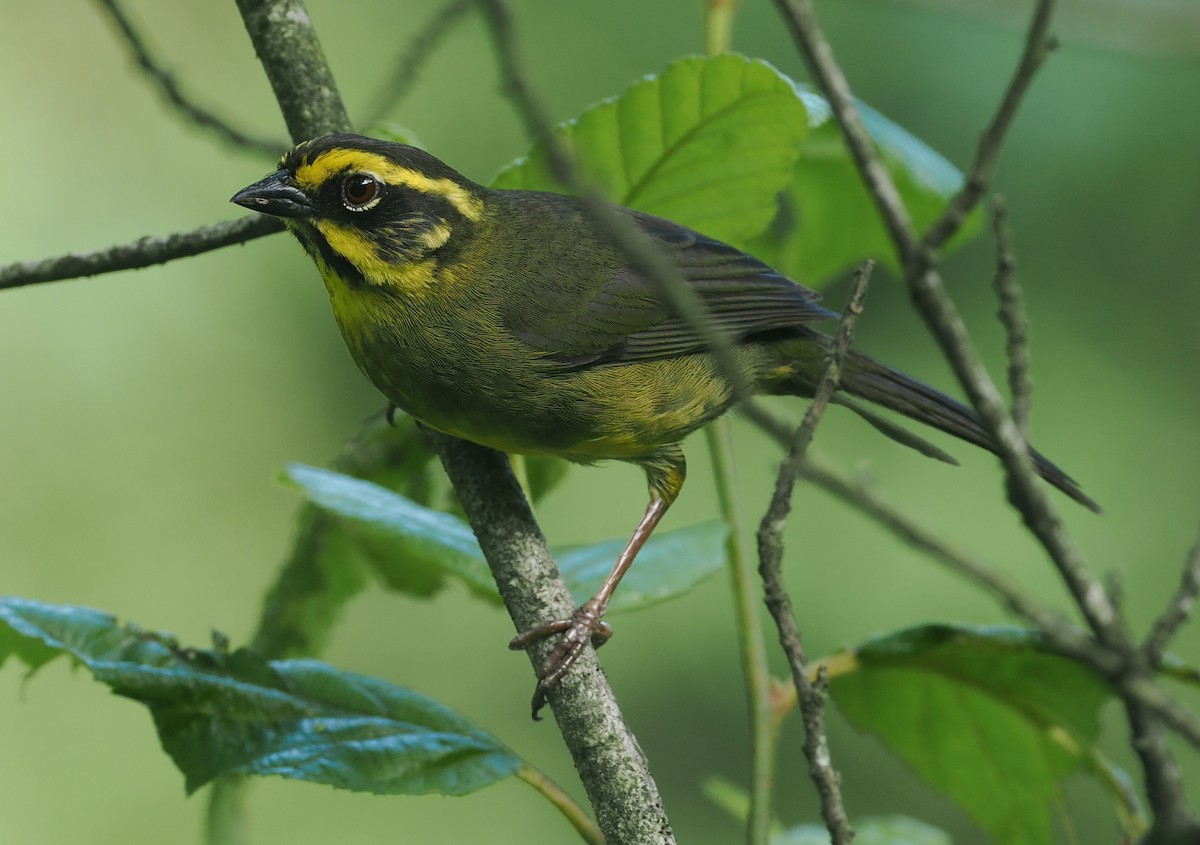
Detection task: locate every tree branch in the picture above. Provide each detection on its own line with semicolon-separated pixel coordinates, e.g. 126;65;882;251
93;0;284;157
234;0;351;140
232;2;675;842
0;216;282;291
432;433;675;845
756;263;872;845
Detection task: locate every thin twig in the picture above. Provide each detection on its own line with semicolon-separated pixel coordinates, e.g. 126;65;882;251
359;0;473;128
770;0;916;261
1122;675;1200;750
0;216;283;291
1144;525;1200;665
989;196;1033;437
920;1;1059;254
700;7;775;843
93;0;284;157
756;263;872;845
795;456;1056;627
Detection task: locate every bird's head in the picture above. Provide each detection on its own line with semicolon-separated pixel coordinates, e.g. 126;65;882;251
232;134;485;289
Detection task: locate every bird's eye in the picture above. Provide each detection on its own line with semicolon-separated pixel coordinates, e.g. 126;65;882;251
342;173;382;211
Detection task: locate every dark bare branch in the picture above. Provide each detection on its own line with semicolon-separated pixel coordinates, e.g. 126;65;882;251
756;264;872;845
0;216;282;291
989;196;1033;437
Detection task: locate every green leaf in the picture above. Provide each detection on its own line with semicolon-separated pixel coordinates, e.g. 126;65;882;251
284;464;727;612
283;462;498;602
777;817;950;845
252;414;447;660
492;53;810;249
490;53;969;288
748;91;972;285
827;624;1116;845
0;598;521;796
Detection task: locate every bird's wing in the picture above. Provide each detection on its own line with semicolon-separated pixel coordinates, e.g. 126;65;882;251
502;208;839;371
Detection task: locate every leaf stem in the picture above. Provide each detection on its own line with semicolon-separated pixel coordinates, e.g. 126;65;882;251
204;775;250;845
703;0;738;56
704;421;776;845
516;765;605;845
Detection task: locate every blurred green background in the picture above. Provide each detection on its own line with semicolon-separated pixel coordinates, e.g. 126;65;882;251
2;1;1197;843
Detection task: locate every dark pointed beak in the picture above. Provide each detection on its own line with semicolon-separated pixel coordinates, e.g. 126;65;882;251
230;170;312;218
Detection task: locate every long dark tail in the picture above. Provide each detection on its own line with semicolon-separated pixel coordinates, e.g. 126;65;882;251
774;330;1100;512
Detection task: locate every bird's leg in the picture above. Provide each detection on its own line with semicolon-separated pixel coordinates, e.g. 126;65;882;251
510;448;684;719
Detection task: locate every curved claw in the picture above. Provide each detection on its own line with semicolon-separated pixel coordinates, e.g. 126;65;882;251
510;599;613;719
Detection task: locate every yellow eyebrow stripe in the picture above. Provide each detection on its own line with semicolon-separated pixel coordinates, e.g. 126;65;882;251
293;149;483;222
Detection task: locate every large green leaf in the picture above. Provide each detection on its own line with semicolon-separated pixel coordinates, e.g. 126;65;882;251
827;624;1135;845
285;463;728;612
284;462;497;601
0;598;520;796
492;53;969;289
492;53;810;249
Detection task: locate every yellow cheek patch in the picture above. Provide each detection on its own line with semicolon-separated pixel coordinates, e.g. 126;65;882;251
294;149;483;222
315;221;437;293
419;222;452;251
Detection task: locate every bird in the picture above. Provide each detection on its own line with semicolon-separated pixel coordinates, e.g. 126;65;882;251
232;133;1098;718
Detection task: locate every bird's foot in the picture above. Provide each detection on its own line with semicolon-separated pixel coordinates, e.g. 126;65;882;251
509;598;613;720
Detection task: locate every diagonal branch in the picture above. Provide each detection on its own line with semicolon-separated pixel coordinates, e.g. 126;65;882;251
1144;524;1200;665
432;434;674;845
920;1;1058;254
94;0;284;157
359;0;473;128
232;2;674;843
0;216;282;291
